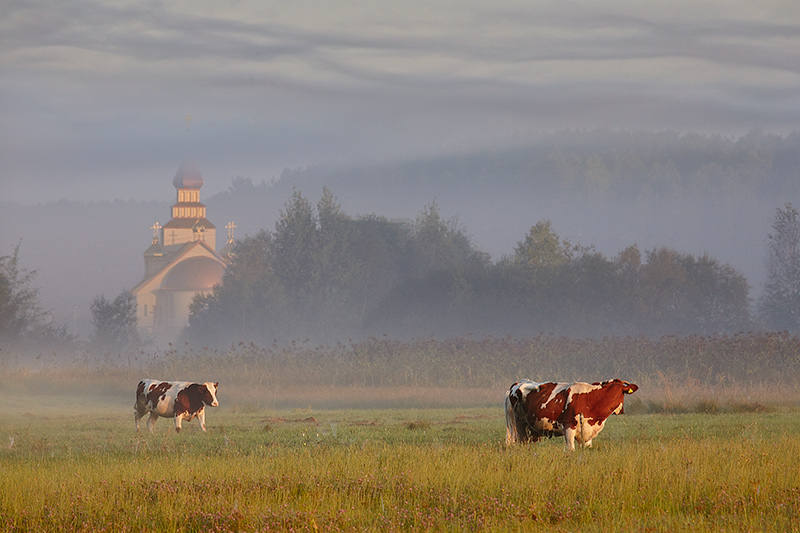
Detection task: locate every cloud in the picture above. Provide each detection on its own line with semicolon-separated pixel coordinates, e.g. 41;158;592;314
1;0;800;202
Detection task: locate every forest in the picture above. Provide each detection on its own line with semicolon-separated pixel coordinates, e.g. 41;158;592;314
184;188;755;347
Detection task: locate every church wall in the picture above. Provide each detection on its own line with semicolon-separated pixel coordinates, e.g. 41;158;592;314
154;289;212;341
135;290;157;336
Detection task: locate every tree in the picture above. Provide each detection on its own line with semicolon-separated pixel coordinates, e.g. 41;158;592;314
271;189;321;303
407;201;488;277
759;203;800;332
186;230;289;345
632;247;751;336
680;254;751;334
513;219;574;269
0;243;67;344
90;291;140;350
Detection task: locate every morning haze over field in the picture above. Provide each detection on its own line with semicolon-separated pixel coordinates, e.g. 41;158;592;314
0;1;800;339
1;1;799;344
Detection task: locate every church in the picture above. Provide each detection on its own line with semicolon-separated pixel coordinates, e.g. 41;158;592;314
130;161;234;343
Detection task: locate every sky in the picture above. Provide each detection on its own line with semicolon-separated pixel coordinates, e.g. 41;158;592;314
2;0;800;204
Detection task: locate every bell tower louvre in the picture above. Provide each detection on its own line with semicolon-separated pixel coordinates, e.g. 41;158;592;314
161;160;216;248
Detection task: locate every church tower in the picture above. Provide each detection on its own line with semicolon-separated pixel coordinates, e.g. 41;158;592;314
161;160;216;248
131;161;233;344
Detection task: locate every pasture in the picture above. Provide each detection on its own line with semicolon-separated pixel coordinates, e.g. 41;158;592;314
2;333;800;531
1;385;799;531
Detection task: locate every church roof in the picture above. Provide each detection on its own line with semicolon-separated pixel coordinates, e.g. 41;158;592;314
131;240;223;295
173;160;204;189
163;217;216;229
160;256;225;291
144;240;164;257
219;240;236;259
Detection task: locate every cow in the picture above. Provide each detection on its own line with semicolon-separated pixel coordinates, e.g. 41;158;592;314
505;378;637;451
135;379;219;433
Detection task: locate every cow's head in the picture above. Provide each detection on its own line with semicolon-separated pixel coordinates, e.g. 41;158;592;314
599;379;638;395
200;382;220;407
621;381;638;395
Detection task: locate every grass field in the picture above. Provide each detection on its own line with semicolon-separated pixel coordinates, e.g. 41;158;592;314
3;333;800;531
1;385;799;532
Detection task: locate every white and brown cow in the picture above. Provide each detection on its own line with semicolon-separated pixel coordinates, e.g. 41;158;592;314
505;378;637;451
135;379;219;433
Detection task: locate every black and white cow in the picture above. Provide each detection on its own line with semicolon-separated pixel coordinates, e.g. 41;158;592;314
135;379;219;433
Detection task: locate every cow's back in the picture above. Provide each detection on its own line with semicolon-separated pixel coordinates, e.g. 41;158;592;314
136;379;191;417
510;381;571;439
558;380;637;449
560;380;627;426
523;382;570;422
135;379;156;410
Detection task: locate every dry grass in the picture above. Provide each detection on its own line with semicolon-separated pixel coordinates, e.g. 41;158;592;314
4;332;800;413
1;401;799;532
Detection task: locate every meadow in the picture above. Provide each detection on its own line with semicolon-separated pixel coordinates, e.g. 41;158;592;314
2;333;800;531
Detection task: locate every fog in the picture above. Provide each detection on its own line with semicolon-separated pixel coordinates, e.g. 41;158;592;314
1;132;794;341
2;1;799;342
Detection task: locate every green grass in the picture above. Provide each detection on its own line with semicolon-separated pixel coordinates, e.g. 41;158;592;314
2;391;799;532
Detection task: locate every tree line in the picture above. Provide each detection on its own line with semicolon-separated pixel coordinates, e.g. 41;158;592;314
264;129;800;203
3;195;799;352
184;188;760;347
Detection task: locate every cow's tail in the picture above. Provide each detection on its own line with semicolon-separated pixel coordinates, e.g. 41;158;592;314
504;389;519;445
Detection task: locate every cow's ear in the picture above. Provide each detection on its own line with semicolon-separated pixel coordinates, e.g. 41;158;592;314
215;382;219;388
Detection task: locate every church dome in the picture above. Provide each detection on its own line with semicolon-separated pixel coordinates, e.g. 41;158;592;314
173;160;204;189
160;257;223;291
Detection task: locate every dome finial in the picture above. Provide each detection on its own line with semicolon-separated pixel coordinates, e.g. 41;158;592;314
173;160;204;189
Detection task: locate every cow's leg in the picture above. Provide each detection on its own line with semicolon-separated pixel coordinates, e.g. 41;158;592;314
134;402;151;432
563;426;577;451
147;413;159;433
514;420;525;443
174;415;183;433
196;408;207;432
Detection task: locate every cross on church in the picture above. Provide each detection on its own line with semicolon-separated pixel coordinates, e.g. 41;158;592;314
184;113;192;132
226;221;237;243
151;222;162;244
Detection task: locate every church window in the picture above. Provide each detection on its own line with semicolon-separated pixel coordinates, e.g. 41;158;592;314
143;304;148;317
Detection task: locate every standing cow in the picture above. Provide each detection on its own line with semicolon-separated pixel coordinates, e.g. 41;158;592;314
135;379;219;433
505;378;637;451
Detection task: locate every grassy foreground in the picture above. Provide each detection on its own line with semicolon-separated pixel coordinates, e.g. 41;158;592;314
1;392;799;532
